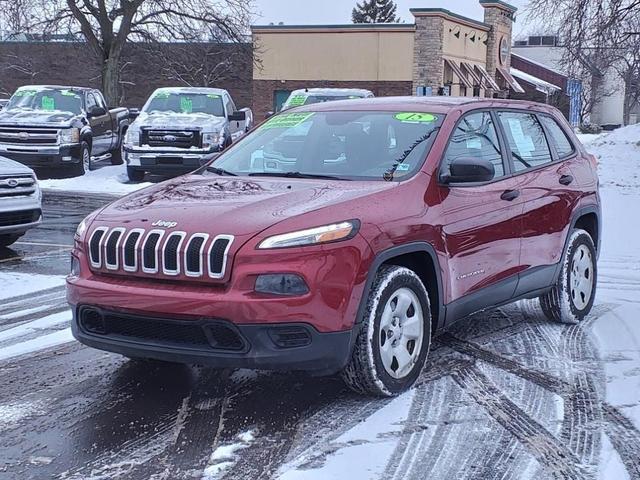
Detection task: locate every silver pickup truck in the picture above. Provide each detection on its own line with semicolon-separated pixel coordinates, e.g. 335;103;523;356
0;156;42;247
123;87;252;182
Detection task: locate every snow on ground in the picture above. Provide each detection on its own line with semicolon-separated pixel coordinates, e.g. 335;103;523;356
0;272;64;301
202;430;256;480
39;165;152;196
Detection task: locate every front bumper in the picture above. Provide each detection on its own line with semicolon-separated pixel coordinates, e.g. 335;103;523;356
124;147;220;174
0;143;81;168
71;305;356;375
0;195;42;235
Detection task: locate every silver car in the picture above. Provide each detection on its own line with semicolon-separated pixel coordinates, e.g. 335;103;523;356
0;156;42;248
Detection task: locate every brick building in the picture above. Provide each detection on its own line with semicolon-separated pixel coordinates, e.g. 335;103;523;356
252;0;530;119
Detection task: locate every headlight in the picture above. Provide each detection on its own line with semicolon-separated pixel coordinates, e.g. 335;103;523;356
58;128;80;144
124;128;140;146
75;216;89;240
202;132;221;149
257;220;359;249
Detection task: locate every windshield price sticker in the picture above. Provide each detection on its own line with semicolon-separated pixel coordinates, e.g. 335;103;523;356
262;112;315;130
61;90;80;98
41;96;56;111
288;95;307;107
15;90;37;97
155;92;170;99
395;113;437;124
207;94;221;99
180;97;193;113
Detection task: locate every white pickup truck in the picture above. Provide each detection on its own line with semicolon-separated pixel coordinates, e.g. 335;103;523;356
122;87;252;181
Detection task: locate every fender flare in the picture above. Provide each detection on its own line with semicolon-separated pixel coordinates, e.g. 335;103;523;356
355;242;445;329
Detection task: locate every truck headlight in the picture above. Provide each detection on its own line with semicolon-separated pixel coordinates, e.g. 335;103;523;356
58;128;80;144
257;220;359;249
124;128;140;147
202;132;221;149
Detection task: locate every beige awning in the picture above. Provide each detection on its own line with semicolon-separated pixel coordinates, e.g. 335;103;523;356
444;58;473;88
497;67;526;93
461;62;482;86
474;64;501;90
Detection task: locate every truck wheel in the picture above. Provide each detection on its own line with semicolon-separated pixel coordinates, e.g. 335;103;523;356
0;234;22;248
71;142;91;176
341;265;431;397
110;141;124;165
127;167;145;182
540;229;597;324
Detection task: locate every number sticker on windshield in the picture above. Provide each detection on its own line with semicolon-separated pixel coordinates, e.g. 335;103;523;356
61;90;80;98
207;94;221;99
287;95;307;107
154;92;170;99
180;97;193;113
41;96;55;111
395;113;437;124
261;112;315;130
14;90;37;97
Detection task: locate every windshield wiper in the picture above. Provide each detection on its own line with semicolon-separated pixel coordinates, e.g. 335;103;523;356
206;166;238;176
248;171;350;181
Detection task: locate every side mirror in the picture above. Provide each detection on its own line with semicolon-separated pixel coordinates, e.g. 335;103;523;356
443;157;495;184
228;111;246;122
88;106;107;117
265;111;275;120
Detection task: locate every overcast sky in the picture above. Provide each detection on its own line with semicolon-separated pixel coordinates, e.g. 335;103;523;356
253;0;532;36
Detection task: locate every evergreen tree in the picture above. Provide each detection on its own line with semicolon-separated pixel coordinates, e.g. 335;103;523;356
352;0;399;23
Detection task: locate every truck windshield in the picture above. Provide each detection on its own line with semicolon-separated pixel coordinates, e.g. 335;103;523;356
144;92;225;117
6;88;83;114
210;110;443;181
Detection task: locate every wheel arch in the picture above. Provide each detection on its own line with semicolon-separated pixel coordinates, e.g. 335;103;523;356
568;205;601;257
357;242;444;334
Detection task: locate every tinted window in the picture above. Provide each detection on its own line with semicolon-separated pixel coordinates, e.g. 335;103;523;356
212;111;443;181
442;111;505;179
498;112;552;172
540;116;574;158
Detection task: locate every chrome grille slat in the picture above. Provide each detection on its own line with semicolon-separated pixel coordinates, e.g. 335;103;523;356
88;227;232;280
0;127;59;145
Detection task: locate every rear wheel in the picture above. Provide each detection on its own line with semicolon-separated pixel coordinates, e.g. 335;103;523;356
0;234;22;248
127;167;145;182
540;229;597;324
342;265;431;397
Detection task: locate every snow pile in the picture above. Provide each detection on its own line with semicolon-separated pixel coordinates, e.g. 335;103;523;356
201;430;255;480
39;165;152;196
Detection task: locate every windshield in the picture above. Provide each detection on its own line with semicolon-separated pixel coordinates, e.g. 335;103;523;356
6;88;83;114
210;111;443;181
143;91;225;117
283;94;365;110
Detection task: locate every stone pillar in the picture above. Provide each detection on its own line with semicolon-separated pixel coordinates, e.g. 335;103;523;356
412;14;444;95
481;0;517;97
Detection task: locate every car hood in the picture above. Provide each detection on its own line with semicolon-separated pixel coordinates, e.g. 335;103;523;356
0;109;78;127
93;173;395;237
134;112;227;132
0;155;35;175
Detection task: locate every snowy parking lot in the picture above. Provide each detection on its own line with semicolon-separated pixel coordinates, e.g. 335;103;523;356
0;126;639;479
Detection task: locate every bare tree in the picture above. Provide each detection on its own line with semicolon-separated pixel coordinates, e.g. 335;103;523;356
3;0;254;106
526;0;640;124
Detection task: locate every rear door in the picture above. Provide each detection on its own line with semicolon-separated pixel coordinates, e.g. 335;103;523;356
439;110;525;315
496;110;581;295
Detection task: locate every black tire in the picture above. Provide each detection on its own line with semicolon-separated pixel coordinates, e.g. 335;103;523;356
110;138;124;165
341;265;432;397
71;141;91;176
0;234;22;248
127;166;145;182
540;229;597;324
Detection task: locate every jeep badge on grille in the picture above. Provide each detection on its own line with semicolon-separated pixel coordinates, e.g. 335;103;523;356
152;220;178;228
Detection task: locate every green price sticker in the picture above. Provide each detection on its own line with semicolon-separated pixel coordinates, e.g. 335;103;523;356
61;90;80;98
395;112;437;124
41;96;55;111
155;92;170;99
180;97;193;113
14;90;37;97
261;112;315;130
287;95;307;107
207;94;221;99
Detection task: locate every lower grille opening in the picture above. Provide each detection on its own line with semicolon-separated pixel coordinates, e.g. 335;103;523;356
0;209;40;227
268;326;312;348
79;308;246;352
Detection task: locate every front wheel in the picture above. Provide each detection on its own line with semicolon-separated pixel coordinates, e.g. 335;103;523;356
342;265;431;397
110;140;124;165
127;167;146;182
71;141;91;176
540;229;597;324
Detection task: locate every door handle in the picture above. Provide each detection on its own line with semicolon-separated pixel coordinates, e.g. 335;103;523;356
559;174;574;186
501;189;520;201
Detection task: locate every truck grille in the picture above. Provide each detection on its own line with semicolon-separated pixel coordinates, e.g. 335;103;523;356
0;175;37;197
88;227;234;281
141;129;201;149
0;127;58;145
0;209;41;227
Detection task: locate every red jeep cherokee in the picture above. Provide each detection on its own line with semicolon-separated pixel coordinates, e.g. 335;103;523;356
67;97;600;396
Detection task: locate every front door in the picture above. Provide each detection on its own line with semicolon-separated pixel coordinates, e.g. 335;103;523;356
86;92;111;155
438;110;525;319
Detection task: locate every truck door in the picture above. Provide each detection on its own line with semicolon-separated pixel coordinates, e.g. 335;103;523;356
86;92;111;155
225;96;242;141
